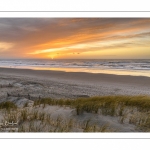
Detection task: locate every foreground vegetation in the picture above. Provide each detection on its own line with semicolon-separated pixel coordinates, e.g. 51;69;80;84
34;95;150;114
1;95;150;132
0;101;17;110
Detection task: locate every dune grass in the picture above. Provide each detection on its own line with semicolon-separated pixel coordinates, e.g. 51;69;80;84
33;95;150;131
34;95;150;115
0;101;17;110
1;95;150;132
1;108;112;132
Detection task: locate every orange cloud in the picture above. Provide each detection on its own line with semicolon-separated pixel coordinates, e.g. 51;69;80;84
0;18;150;59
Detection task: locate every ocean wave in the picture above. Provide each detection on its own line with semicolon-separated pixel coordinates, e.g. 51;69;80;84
0;59;150;72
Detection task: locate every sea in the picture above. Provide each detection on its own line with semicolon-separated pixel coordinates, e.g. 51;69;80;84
0;59;150;77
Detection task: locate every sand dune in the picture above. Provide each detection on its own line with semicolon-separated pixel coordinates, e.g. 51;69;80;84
0;67;150;132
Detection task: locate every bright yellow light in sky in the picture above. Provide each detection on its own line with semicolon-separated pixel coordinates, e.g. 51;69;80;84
0;18;150;59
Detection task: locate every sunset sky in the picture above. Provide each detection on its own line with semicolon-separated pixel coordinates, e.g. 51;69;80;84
0;18;150;59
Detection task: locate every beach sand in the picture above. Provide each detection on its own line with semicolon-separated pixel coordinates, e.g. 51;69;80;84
0;67;150;132
0;67;150;100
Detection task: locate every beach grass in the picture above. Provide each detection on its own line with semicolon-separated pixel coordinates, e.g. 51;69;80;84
0;101;17;110
33;95;150;131
1;95;150;132
33;95;150;114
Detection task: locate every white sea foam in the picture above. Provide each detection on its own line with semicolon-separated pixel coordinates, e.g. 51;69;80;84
0;59;150;77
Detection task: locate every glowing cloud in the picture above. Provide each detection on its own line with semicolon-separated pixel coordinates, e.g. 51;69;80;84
0;42;14;52
0;18;150;59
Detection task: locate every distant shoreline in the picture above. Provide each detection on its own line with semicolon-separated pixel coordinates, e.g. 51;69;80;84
0;66;150;78
1;66;150;78
0;59;150;77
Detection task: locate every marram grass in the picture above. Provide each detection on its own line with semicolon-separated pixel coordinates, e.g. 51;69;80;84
1;95;150;132
0;101;17;110
34;95;150;114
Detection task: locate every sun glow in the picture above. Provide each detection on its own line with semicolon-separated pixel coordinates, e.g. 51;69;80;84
48;55;56;59
1;18;150;59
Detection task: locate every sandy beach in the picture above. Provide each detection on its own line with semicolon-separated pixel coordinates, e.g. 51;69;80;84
0;67;150;100
0;67;150;132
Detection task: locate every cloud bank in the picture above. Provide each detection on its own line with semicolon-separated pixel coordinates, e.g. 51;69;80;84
0;18;150;59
